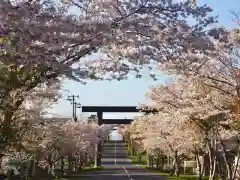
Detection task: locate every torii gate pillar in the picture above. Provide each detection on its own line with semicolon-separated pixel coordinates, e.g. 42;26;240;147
97;111;103;125
94;112;103;167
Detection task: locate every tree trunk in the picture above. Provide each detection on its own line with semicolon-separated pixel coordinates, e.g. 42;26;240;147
137;149;140;162
27;159;35;178
174;153;180;177
170;158;175;176
68;160;72;174
0;153;4;169
220;140;233;180
73;161;77;172
132;147;135;156
151;155;154;167
1;111;14;153
32;160;36;177
207;141;216;180
130;139;134;156
171;151;180;177
160;155;165;171
147;152;150;167
47;155;54;180
156;153;160;169
7;169;14;180
196;153;203;180
233;151;240;180
60;158;64;176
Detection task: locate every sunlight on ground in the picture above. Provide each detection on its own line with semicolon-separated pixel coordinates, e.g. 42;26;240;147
109;129;123;141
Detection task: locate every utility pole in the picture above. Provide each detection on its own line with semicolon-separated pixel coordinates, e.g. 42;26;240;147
67;95;79;122
74;102;82;120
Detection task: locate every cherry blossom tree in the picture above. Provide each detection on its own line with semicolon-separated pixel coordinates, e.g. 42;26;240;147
0;0;228;158
0;78;61;157
131;110;195;176
1;117;114;178
0;0;210;162
147;76;239;179
0;0;222;113
150;14;240;178
123;71;240;179
1;1;238;179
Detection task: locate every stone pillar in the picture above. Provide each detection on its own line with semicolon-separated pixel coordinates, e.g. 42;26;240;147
94;142;102;167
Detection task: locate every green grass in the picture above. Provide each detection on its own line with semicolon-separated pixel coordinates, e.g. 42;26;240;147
157;173;209;180
80;166;104;172
54;166;104;180
54;165;103;179
130;155;147;166
146;168;217;180
63;166;104;180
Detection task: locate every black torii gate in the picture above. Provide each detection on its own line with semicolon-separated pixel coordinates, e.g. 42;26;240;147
82;106;158;166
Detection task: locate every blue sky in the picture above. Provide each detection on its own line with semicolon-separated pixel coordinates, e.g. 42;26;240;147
48;0;239;119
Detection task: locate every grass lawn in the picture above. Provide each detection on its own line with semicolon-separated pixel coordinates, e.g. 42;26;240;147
147;168;217;180
129;155;147;166
62;161;102;171
63;166;104;180
129;156;216;180
54;165;103;180
158;172;209;180
79;166;104;172
61;165;103;174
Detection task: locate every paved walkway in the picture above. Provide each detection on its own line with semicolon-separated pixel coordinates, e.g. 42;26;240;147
73;166;166;180
69;140;166;180
102;140;131;166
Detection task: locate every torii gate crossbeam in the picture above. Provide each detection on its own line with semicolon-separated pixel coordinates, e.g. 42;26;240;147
82;106;158;125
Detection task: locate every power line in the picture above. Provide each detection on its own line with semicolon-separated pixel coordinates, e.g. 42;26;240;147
67;95;79;122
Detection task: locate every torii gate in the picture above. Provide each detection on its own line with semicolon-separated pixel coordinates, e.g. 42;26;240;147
82;106;158;166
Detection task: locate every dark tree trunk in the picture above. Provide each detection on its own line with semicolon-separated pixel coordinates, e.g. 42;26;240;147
196;154;203;180
61;158;64;176
174;151;180;177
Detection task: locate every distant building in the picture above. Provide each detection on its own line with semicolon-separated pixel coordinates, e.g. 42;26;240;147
40;117;72;124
